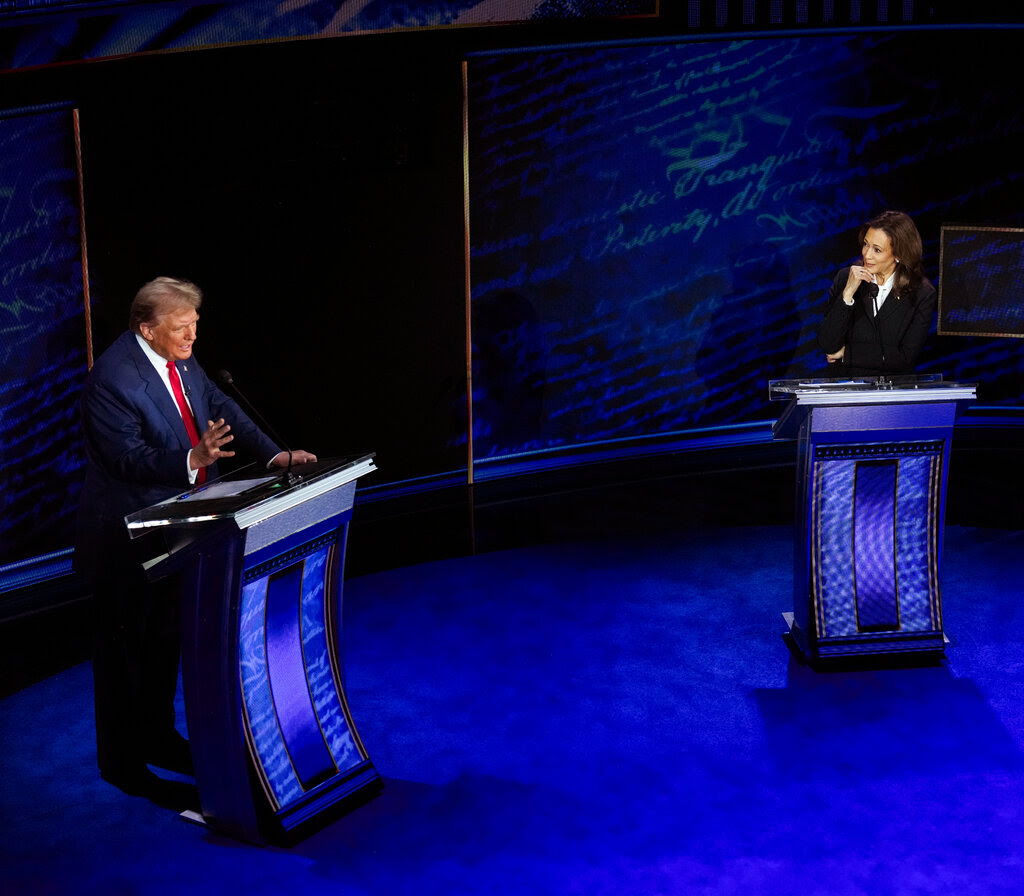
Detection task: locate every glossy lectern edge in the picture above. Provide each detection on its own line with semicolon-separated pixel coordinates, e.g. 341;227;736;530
771;383;977;441
126;453;377;532
131;453;377;579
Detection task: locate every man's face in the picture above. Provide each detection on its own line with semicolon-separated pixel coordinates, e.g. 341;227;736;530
140;306;199;362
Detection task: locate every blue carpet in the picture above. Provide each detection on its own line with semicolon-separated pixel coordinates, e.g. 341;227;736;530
2;525;1023;895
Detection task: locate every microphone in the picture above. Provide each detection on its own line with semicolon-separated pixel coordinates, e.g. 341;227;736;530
864;282;888;382
864;282;880;317
215;369;300;484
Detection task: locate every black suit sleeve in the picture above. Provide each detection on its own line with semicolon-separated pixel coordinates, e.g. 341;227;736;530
818;268;855;356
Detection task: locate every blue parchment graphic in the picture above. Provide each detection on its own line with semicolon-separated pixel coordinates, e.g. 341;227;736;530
0;0;655;70
940;228;1024;337
239;576;303;809
0;106;86;567
466;34;1024;462
300;546;360;773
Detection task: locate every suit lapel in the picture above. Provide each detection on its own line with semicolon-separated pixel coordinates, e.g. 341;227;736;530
858;281;878;319
858;281;902;324
126;335;194;449
875;292;901;323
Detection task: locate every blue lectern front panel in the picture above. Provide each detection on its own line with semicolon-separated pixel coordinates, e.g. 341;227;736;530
298;548;362;771
853;460;899;631
239;575;303;807
238;535;368;817
812;442;942;644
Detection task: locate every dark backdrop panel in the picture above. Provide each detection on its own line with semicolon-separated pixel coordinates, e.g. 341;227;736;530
466;31;1024;464
939;226;1024;338
0;104;86;568
4;24;1024;583
0;0;658;70
75;35;469;488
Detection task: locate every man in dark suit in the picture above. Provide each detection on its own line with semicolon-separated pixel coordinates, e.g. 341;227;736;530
76;276;315;799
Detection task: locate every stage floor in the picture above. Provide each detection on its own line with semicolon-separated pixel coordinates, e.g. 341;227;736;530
3;522;1023;895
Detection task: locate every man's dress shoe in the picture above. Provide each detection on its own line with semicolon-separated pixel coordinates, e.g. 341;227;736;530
101;765;198;812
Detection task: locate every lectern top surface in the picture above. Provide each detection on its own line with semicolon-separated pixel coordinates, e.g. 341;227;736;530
769;377;977;440
125;453;376;533
768;374;952;400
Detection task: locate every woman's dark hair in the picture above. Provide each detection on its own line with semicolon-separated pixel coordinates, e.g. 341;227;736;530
859;210;927;297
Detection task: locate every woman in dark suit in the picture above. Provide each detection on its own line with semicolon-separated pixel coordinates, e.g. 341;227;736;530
819;210;936;377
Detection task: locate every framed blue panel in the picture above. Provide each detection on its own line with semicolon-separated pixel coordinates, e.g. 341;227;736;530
465;31;1024;477
939;225;1024;338
0;103;86;569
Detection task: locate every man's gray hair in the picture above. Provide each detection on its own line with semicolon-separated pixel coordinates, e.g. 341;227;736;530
129;277;203;333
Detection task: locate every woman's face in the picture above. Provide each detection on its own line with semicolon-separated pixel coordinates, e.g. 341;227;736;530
861;227;897;282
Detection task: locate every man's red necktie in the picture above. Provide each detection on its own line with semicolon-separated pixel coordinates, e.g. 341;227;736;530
166;361;206;485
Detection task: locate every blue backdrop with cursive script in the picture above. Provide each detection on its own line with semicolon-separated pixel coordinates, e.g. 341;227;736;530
0;105;86;570
466;32;1024;466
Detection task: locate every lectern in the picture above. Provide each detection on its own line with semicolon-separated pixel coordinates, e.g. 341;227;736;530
126;454;380;843
771;378;975;665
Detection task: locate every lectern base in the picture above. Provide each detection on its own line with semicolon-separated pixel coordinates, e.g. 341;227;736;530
178;775;384;843
782;612;947;670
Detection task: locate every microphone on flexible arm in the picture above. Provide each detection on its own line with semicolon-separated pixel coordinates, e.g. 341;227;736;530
865;281;889;387
215;369;301;486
